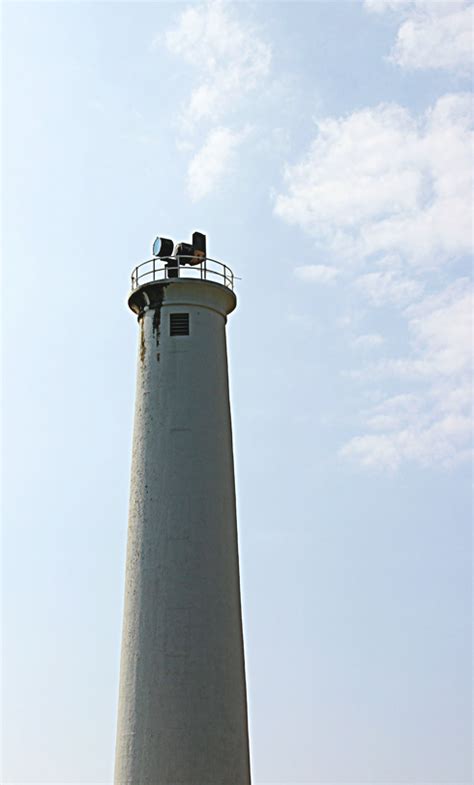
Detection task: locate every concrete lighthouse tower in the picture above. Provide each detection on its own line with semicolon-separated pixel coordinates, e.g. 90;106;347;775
114;235;251;785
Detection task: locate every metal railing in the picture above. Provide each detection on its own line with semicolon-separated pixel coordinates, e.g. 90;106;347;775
130;256;234;291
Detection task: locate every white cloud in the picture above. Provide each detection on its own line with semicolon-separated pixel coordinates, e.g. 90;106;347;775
275;93;473;269
365;0;473;74
405;278;472;377
352;333;385;349
342;389;473;471
187;126;247;201
364;0;411;11
294;264;340;284
165;0;271;126
165;2;271;198
364;393;421;430
342;279;473;470
276;91;473;471
287;312;314;329
354;270;425;306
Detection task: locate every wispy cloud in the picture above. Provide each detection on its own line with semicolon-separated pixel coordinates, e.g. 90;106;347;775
165;0;271;199
352;333;385;350
275;93;473;268
365;0;474;75
294;264;340;284
276;90;472;471
187;126;249;201
354;269;425;307
165;0;271;127
342;279;473;470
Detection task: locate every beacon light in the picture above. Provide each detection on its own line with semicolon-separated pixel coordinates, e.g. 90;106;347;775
175;242;194;264
176;232;207;266
152;231;207;269
152;236;174;258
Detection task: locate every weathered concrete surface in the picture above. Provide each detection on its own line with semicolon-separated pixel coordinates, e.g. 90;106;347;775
114;279;251;785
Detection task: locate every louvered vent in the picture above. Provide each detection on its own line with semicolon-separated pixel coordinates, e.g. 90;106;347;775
170;313;190;336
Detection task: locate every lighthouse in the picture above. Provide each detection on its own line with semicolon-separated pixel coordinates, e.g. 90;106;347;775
114;235;251;784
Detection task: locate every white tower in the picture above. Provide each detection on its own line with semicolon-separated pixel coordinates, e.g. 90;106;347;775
114;248;251;784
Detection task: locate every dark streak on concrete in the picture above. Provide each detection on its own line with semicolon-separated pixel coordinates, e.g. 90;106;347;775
152;301;162;347
140;319;146;365
128;282;169;364
128;281;169;318
151;287;165;361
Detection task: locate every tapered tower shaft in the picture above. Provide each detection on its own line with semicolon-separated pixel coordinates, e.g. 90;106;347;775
114;271;251;784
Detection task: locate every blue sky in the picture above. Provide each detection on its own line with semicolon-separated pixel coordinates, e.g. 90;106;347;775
2;1;472;783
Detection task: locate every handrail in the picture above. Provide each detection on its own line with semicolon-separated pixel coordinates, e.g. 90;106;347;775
130;256;234;291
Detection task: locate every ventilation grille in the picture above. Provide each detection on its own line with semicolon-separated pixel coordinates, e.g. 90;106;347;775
170;313;190;336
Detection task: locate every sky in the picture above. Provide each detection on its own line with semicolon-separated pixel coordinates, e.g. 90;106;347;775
1;1;472;783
